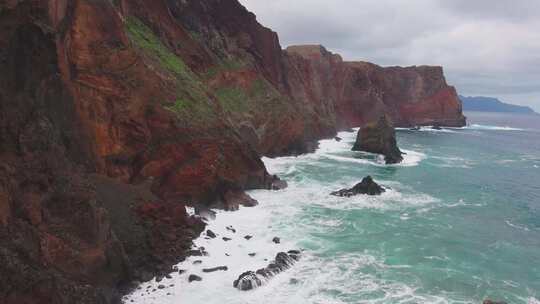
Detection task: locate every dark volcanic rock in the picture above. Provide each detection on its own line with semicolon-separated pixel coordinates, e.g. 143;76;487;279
221;190;259;211
233;271;261;291
244;235;253;240
233;251;300;291
188;274;202;283
288;250;301;255
352;116;403;164
272;237;281;244
188;248;208;256
270;175;288;190
223;237;232;242
206;230;217;238
202;266;228;273
331;176;385;197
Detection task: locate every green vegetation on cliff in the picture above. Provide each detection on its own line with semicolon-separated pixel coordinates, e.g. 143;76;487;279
125;16;216;123
204;59;246;79
125;17;190;78
215;86;249;113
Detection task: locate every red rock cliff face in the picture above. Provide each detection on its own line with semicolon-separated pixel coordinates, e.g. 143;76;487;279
0;1;277;303
284;45;466;128
0;1;465;303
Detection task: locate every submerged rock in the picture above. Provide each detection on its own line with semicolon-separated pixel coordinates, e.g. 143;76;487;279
233;251;301;291
352;116;403;164
483;300;507;304
233;271;261;291
270;175;288;190
331;176;385;197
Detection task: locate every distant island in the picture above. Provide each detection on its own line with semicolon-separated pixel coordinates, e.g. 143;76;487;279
460;95;538;115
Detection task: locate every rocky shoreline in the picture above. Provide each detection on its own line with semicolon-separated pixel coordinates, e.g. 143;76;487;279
121;201;307;302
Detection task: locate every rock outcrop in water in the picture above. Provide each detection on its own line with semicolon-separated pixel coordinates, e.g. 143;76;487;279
233;251;301;291
352;116;404;164
331;176;386;197
0;0;464;302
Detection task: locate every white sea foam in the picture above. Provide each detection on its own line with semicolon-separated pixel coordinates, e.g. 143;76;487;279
466;124;525;131
528;297;540;304
445;199;485;208
396;126;458;133
185;206;196;217
123;183;442;304
428;155;476;169
505;220;531;232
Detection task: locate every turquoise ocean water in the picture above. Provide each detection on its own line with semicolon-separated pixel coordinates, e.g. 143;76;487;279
127;112;540;304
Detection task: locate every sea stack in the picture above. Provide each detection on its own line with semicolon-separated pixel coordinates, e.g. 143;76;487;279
352;116;403;164
331;176;386;197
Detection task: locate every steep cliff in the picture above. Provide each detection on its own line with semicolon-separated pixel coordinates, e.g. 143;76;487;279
0;1;278;303
284;45;466;128
0;0;465;303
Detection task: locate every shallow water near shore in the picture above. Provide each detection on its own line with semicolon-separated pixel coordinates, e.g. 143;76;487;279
124;112;540;304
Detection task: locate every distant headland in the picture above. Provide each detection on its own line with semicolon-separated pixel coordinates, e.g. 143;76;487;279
460;95;538;115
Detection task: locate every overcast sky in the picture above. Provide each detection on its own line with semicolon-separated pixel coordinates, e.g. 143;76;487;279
239;0;540;111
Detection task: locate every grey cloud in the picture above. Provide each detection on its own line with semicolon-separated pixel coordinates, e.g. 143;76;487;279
438;0;540;22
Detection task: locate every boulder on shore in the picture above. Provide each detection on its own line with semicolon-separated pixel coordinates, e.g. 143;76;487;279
203;266;228;273
233;251;301;291
352;116;403;164
331;176;385;197
188;274;202;282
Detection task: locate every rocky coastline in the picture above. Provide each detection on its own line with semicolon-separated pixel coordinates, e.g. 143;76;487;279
0;0;466;303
